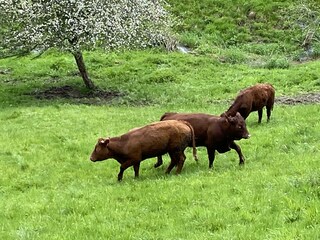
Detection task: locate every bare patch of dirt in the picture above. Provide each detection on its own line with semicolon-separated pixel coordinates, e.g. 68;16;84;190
29;85;124;104
275;92;320;105
208;92;320;106
29;85;320;106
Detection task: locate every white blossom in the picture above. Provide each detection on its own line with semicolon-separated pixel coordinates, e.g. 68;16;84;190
0;0;176;56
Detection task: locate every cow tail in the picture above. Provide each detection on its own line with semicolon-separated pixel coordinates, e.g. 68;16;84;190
271;89;275;110
184;121;198;162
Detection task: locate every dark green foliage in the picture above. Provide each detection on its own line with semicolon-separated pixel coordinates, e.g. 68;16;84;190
264;57;290;69
168;0;320;58
145;69;179;84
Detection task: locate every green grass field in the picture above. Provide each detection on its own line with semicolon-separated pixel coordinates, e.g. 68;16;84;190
1;0;320;239
1;52;320;239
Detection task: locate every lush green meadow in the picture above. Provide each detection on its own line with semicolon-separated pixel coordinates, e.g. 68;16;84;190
1;0;320;238
1;49;320;239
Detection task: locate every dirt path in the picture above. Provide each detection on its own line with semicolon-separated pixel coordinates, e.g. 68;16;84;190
275;92;320;105
31;85;320;105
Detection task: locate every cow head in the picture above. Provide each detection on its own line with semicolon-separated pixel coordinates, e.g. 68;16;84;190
90;138;112;162
224;112;250;140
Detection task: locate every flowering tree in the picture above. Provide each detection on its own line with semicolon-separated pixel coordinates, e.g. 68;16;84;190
0;0;175;89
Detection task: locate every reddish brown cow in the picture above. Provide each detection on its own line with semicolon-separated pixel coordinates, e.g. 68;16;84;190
156;112;250;169
223;83;275;123
90;120;198;181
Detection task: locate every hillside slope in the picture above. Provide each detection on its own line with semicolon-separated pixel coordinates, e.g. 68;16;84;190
168;0;320;58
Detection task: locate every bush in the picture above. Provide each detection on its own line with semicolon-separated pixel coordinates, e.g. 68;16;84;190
264;56;290;69
218;48;247;64
145;69;179;84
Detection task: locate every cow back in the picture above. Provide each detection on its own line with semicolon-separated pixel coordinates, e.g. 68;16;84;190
160;113;222;146
117;120;192;160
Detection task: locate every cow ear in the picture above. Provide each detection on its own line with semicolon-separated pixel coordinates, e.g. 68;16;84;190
226;115;236;125
228;112;242;122
99;138;110;146
221;112;232;121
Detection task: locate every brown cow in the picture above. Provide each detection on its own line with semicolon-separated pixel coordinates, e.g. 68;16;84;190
223;83;275;123
156;112;250;169
90;120;198;181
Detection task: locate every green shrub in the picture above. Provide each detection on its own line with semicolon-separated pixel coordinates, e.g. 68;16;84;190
219;48;247;64
145;69;179;84
179;33;201;48
241;43;288;56
264;56;290;69
310;43;320;59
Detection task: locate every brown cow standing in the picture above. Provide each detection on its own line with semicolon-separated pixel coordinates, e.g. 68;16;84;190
156;112;250;169
90;120;198;181
223;83;275;123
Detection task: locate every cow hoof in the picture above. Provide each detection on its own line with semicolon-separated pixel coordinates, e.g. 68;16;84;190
239;162;245;167
154;162;163;168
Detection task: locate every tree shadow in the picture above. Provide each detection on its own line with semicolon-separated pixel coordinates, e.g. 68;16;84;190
27;85;123;105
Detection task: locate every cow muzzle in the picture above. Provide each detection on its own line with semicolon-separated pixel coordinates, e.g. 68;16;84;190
244;134;251;139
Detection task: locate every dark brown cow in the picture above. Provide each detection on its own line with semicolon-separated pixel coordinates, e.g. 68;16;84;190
90;120;198;181
224;83;275;123
156;112;250;169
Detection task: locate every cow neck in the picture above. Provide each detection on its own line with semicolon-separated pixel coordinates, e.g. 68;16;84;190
107;136;127;163
227;101;241;117
220;117;233;141
107;136;121;152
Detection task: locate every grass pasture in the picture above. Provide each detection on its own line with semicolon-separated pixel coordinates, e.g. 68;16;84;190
1;51;320;239
0;104;320;239
2;0;320;238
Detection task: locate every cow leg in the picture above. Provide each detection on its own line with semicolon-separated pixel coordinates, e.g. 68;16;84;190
118;161;135;181
230;141;245;165
266;106;272;122
207;148;216;169
258;109;263;123
166;152;178;174
133;162;140;178
154;155;163;168
118;167;125;181
175;153;186;174
165;161;176;174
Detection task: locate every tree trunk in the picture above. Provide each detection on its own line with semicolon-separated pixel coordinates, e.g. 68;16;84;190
73;50;95;90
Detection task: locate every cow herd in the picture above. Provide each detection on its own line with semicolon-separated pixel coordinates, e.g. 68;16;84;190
90;83;275;181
